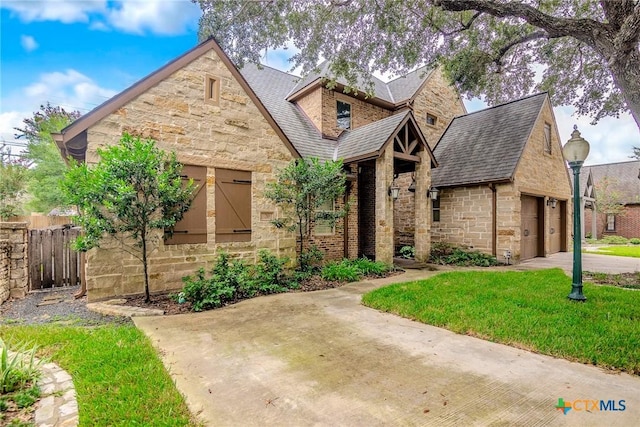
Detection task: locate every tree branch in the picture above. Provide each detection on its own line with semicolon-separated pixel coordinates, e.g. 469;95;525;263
434;0;608;46
494;30;549;69
612;3;640;56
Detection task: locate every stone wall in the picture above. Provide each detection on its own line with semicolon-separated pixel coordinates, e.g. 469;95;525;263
84;48;297;301
393;173;416;250
0;222;28;304
412;69;467;149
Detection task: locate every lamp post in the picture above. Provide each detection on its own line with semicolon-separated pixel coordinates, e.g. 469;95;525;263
563;125;590;301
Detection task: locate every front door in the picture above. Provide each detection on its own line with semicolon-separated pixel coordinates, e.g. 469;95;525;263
521;195;544;260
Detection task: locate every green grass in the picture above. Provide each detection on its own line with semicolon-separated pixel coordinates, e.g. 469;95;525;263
362;268;640;374
585;245;640;258
0;324;196;426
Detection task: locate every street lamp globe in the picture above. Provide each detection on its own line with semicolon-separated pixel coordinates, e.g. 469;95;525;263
563;126;590;164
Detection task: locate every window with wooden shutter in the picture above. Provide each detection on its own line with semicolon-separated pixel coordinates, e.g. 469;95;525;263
215;168;252;242
164;165;207;245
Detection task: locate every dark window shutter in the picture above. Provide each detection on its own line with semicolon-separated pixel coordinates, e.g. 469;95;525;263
164;165;207;245
215;168;251;242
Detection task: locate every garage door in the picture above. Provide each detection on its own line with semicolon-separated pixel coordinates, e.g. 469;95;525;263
549;201;563;254
521;196;543;260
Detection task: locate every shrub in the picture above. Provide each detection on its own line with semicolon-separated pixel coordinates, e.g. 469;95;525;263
630;238;640;245
351;257;389;276
399;245;415;259
299;245;324;272
601;235;629;245
181;252;238;311
321;260;362;282
429;243;498;267
253;249;293;294
1;339;41;394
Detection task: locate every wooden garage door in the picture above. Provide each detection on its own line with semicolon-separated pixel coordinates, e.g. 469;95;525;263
549;200;566;254
521;195;543;260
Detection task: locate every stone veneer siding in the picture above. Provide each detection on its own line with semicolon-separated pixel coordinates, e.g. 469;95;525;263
0;222;28;304
584;204;640;239
84;48;297;301
412;69;467;149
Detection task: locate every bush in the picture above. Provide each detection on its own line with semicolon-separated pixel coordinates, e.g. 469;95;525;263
351;257;389;276
321;260;362;282
600;235;629;245
253;249;293;294
630;238;640;245
430;242;498;267
399;245;415;259
1;339;41;394
299;245;324;272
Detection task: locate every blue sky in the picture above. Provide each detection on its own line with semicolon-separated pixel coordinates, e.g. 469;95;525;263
1;0;638;166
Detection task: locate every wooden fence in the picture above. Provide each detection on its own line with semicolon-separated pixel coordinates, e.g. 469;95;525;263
29;227;81;290
9;216;74;230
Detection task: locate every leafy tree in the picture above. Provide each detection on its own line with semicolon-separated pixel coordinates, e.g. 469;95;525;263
594;176;627;237
0;160;29;220
62;133;195;302
195;0;640;130
15;103;82;213
265;158;347;268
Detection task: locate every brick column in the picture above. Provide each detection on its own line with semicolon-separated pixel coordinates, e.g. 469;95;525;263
375;147;394;265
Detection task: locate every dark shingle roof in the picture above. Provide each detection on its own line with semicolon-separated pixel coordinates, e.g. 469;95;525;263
432;93;547;188
386;66;433;103
582;161;640;204
239;63;336;160
337;111;410;160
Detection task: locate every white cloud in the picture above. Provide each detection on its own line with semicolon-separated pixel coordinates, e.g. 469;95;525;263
1;0;200;35
2;0;107;24
106;0;201;35
20;35;39;52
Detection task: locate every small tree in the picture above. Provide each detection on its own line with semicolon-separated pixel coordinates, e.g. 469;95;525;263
15;103;82;213
265;158;348;269
594;176;627;237
0;160;29;220
62;133;195;302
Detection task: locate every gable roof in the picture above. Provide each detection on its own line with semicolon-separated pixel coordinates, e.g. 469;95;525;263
431;93;548;188
582;160;640;205
53;37;437;165
53;38;301;162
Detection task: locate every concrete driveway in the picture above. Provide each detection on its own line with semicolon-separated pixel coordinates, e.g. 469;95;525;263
135;267;640;426
518;251;640;274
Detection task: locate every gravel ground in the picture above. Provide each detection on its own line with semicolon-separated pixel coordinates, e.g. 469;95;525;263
0;286;129;326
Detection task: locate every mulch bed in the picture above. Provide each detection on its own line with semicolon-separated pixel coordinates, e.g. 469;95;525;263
583;271;640;289
120;271;402;315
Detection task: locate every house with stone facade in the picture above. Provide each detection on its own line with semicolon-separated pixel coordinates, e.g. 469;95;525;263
54;37;570;301
580;160;640;239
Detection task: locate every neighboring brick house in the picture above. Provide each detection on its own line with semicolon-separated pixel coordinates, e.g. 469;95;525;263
53;37;570;300
426;93;573;261
581;161;640;239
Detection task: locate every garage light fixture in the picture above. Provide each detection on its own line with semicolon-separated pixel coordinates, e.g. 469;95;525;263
547;198;558;209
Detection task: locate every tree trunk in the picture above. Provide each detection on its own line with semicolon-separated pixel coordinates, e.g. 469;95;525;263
142;229;151;303
606;48;640;130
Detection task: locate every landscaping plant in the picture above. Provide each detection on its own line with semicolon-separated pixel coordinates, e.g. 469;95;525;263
62;133;195;302
399;246;415;259
0;339;41;425
429;242;498;266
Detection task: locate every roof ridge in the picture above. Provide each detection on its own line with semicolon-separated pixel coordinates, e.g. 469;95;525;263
455;92;548;119
385;64;428;84
249;62;300;78
585;159;640;168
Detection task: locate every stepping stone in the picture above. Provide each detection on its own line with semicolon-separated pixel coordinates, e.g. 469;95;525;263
37;298;62;306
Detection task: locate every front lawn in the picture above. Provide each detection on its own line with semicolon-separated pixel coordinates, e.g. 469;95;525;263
585;245;640;258
362;268;640;374
0;324;196;426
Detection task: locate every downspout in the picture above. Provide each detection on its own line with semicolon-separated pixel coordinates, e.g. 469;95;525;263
490;184;497;256
343;181;351;258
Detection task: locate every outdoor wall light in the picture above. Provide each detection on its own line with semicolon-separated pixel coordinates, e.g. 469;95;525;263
547;198;558;208
408;174;416;193
428;187;439;200
388;184;400;200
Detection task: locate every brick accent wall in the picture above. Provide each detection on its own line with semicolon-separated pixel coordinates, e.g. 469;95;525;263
584;204;640;239
412;69;467;149
0;222;28;304
317;89;392;139
84;48;297;301
296;87;323;132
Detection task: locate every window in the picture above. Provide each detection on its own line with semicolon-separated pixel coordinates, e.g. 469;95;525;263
426;113;437;126
544;123;552;154
337;100;351;129
215;168;252;242
432;195;440;222
165;165;207;245
606;214;616;231
205;75;220;105
314;199;335;235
